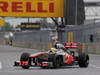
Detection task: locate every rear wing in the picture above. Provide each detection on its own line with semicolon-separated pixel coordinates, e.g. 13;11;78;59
63;43;81;48
63;43;86;53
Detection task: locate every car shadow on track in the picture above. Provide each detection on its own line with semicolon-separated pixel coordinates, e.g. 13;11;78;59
14;66;82;70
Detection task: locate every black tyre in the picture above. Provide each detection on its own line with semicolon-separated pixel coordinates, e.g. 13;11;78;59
20;53;30;69
54;56;62;68
48;54;62;68
78;53;89;68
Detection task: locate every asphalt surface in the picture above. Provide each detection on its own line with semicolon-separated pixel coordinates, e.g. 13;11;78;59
0;45;100;75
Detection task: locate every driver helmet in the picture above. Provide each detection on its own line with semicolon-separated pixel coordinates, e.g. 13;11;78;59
49;47;57;53
55;43;65;49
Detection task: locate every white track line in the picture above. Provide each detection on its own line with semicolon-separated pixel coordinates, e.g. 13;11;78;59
90;64;100;69
0;62;2;69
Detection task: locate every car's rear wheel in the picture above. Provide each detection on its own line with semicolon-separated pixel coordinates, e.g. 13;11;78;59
78;53;89;68
20;53;31;69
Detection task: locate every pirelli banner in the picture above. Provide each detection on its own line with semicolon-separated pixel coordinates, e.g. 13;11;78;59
0;0;64;17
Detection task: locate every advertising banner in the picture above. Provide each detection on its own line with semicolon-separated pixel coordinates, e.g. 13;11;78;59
0;0;64;17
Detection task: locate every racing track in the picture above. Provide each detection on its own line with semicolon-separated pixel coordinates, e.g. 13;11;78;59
0;45;100;75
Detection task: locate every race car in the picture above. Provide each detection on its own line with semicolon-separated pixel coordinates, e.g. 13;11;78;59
14;43;89;69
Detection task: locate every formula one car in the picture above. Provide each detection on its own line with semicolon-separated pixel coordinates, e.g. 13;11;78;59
14;43;89;69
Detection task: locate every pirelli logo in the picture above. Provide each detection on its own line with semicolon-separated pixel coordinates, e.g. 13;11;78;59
0;0;64;17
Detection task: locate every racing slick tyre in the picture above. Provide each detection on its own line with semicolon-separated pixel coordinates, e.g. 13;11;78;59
20;53;31;69
54;56;62;68
78;53;89;68
48;54;62;68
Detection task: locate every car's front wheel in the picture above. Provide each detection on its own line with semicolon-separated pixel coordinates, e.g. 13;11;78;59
20;53;31;69
48;54;62;68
